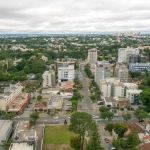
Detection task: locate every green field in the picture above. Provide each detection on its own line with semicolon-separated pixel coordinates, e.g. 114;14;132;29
43;125;76;150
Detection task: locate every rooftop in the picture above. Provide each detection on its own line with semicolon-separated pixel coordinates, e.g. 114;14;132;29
48;94;62;105
0;120;12;144
127;89;142;93
104;97;116;103
126;122;144;133
9;143;33;150
140;143;150;150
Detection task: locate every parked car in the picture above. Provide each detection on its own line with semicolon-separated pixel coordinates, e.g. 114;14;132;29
15;116;20;119
53;116;59;119
108;144;116;150
93;116;100;119
67;104;72;106
114;114;119;117
82;100;84;103
105;138;109;143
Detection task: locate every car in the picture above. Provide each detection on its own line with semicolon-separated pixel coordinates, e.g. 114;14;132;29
108;144;116;150
93;116;100;119
82;100;84;103
67;104;72;106
68;116;70;119
53;116;59;119
15;116;20;119
91;101;92;104
105;138;109;143
114;114;119;117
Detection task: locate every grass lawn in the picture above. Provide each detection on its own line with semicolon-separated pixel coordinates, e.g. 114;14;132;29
43;125;76;145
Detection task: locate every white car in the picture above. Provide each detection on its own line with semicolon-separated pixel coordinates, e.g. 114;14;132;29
82;100;84;103
15;116;20;119
93;116;100;119
68;116;70;119
114;114;119;117
53;116;59;119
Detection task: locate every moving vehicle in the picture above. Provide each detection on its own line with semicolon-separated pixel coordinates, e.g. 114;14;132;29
114;114;119;117
53;116;59;119
67;104;72;106
15;116;20;119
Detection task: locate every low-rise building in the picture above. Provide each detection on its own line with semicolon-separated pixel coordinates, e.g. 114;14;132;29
47;94;63;111
7;93;30;113
126;89;142;105
10;121;36;150
140;143;150;150
0;120;13;150
102;97;117;108
41;55;48;62
129;63;150;74
0;83;22;111
60;81;74;93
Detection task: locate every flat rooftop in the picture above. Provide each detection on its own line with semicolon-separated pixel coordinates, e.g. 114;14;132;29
104;97;116;102
9;143;33;150
0;120;12;143
48;94;61;105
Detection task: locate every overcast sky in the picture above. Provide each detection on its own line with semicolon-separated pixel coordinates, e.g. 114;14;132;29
0;0;150;34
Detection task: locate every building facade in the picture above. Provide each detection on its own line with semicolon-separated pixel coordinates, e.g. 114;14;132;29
118;47;139;63
95;61;111;85
42;70;56;88
126;54;146;64
114;63;129;83
0;84;22;111
88;48;97;64
126;89;142;104
129;63;150;74
99;78;124;98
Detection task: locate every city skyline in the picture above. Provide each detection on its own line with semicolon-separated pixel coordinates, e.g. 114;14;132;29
0;0;150;34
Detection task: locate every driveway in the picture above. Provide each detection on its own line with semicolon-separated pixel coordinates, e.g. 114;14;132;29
34;124;44;150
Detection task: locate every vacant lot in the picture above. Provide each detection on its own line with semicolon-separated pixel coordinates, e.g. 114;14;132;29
43;125;76;150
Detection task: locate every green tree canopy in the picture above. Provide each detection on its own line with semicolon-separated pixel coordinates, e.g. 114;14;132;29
105;123;114;135
30;112;39;125
101;111;114;121
99;106;110;113
134;108;148;122
122;113;131;122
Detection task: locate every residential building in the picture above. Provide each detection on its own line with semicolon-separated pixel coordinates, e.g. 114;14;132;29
11;121;36;150
123;83;138;96
126;89;142;104
42;70;56;88
95;61;111;85
41;55;48;62
129;63;150;74
99;78;124;98
0;120;13;150
88;48;97;63
47;94;63;111
126;54;146;64
60;81;74;93
58;63;75;82
140;143;150;150
145;119;150;133
124;122;145;137
0;83;22;111
102;97;117;108
27;73;35;80
34;102;47;112
114;63;129;83
7;93;30;113
118;47;139;63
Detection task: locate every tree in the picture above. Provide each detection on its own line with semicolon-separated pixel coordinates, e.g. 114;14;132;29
23;81;36;99
1;138;13;150
134;108;148;122
4;113;16;120
99;106;110;113
127;132;140;148
112;139;121;149
69;112;93;150
122;113;131;122
72;92;82;101
86;122;104;150
101;111;114;121
70;135;81;150
72;100;77;111
113;123;128;138
37;95;42;102
90;94;97;102
140;89;150;106
30;112;39;125
105;123;114;135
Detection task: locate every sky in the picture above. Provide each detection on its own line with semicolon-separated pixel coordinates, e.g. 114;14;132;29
0;0;150;34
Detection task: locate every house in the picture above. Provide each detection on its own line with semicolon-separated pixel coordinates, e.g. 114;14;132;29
117;100;131;108
27;73;35;80
34;102;47;112
102;97;117;108
124;122;145;137
0;120;13;150
60;81;75;93
132;78;141;85
145;119;150;133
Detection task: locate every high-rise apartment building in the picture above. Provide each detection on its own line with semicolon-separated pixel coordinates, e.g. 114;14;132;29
126;54;146;64
118;47;139;63
88;48;97;63
42;70;56;88
95;61;111;85
114;63;129;83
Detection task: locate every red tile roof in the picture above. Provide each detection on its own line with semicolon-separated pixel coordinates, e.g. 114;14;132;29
126;122;144;133
140;143;150;150
34;102;47;108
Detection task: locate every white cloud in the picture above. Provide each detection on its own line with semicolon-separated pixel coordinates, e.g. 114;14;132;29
0;0;150;33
